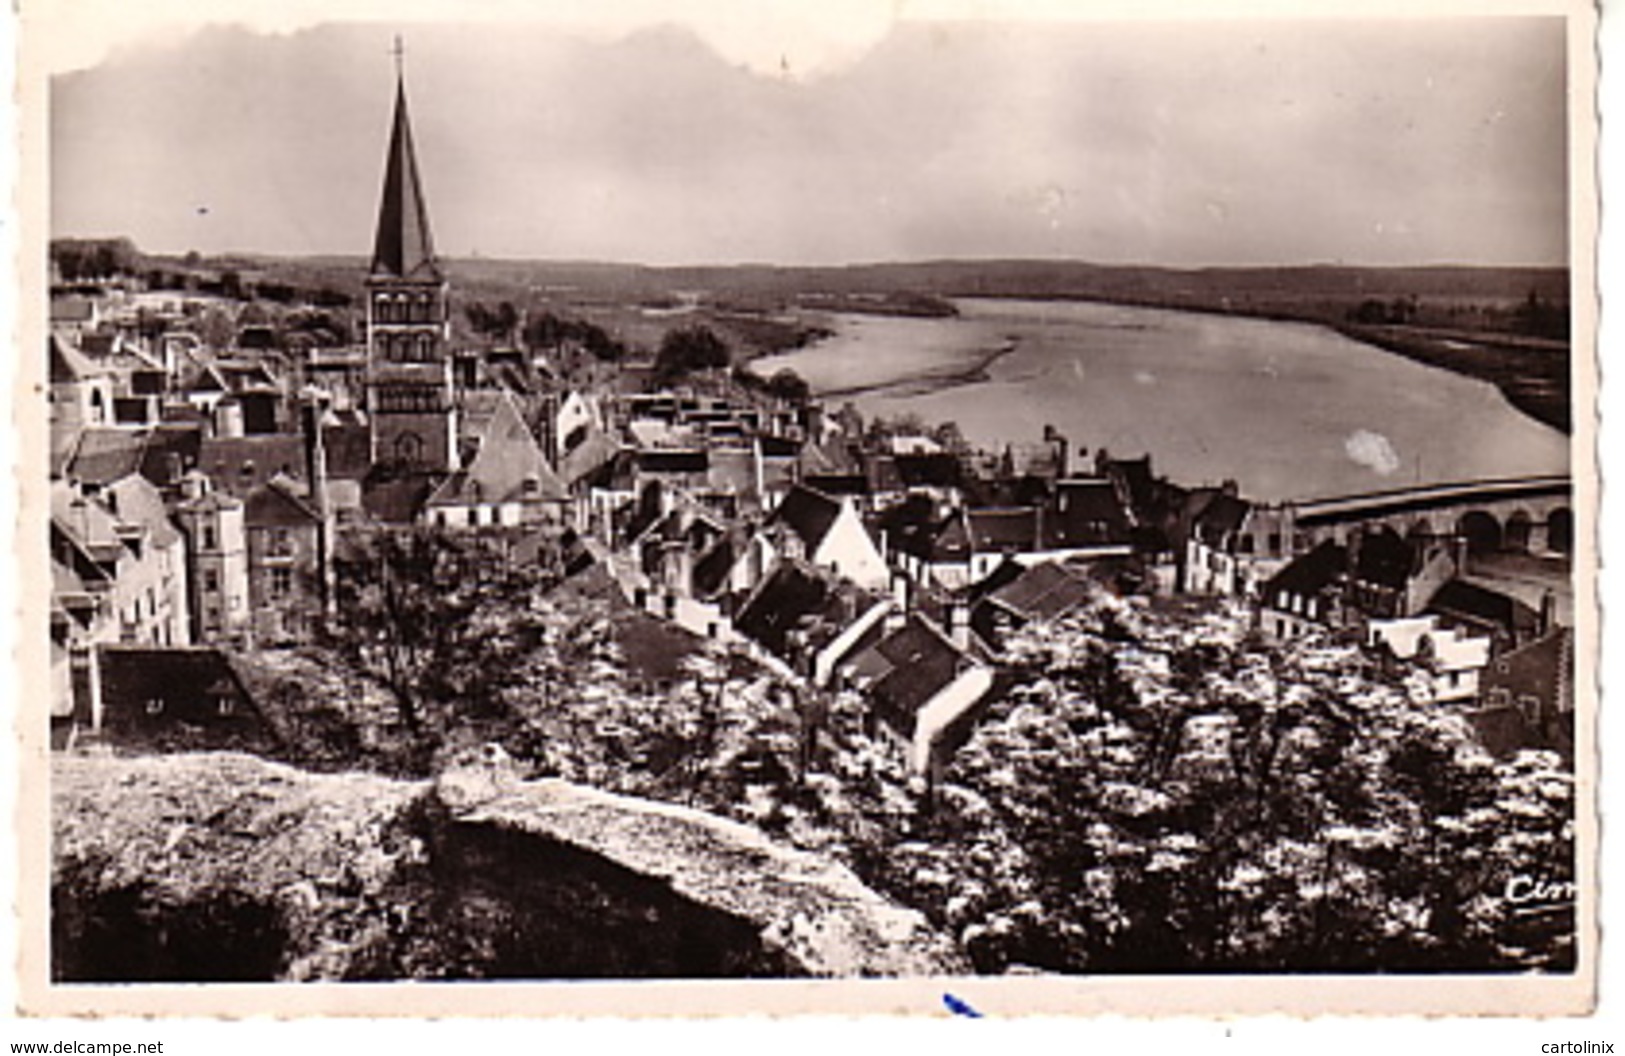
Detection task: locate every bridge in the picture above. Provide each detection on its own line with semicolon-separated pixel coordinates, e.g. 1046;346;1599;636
1267;475;1573;556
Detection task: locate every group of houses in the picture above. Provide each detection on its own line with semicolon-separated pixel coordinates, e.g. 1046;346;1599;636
46;64;1573;773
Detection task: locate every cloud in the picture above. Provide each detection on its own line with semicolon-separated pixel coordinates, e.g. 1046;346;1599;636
1344;429;1402;476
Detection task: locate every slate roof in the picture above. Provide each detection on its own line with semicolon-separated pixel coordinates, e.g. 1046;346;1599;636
847;615;966;732
894;453;962;489
1264;540;1348;600
1187;489;1251;546
51;480;125;563
984;561;1094;622
1046;477;1134;547
734;560;875;659
428;390;565;506
768;484;844;553
244;474;322;528
104;474;182;548
321;421;373;481
802;473;870;498
638;449;709;474
66;428;148;486
967;507;1040;551
370;78;442;282
705;449;758;497
96;646;279;754
1426;579;1539;637
199;435;308;497
692;532;746;601
558;430;623;489
50;297;97;325
139;424;204;487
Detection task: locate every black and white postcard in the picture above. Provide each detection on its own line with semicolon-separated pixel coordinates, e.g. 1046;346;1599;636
12;0;1601;1021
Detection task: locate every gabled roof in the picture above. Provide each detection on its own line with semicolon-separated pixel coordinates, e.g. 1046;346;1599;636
984;561;1095;622
1187;489;1250;545
66;428;148;486
198;434;308;498
429;390;565;507
967;507;1040;552
1264;540;1347;600
1046;477;1134;548
927;508;973;562
558;429;623;489
692;530;750;601
244;474;322;528
104;474;182;548
797;437;858;476
848;615;967;729
370;77;442;282
1426;579;1539;636
768;484;845;553
733;560;875;659
51;480;126;562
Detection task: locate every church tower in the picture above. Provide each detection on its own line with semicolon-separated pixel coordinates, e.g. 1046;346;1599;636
366;46;457;473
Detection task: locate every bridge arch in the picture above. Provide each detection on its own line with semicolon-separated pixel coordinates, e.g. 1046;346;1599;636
1504;509;1534;552
1548;507;1574;555
1456;511;1502;555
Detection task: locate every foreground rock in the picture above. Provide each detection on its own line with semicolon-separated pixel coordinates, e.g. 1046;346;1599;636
52;752;966;980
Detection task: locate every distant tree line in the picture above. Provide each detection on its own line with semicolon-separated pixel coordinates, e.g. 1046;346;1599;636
1346;288;1567;340
51;238;142;282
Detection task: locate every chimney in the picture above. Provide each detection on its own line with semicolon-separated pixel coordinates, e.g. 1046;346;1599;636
1539;589;1557;635
890;571;911;612
947;601;972;652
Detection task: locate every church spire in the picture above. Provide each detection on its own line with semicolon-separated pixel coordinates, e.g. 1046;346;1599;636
370;46;440;282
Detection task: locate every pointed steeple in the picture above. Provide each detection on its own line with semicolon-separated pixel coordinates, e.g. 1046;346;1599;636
370;68;441;282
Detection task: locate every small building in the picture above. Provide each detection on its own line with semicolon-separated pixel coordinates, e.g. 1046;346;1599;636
50;477;191;650
971;560;1096;650
1259;540;1346;641
89;646;280;756
764;484;889;592
1367;615;1491;704
423;389;568;530
173;472;252;645
1469;626;1574;763
842;614;995;778
1181;488;1252;596
1424;578;1544;655
243;474;327;644
732;560;890;686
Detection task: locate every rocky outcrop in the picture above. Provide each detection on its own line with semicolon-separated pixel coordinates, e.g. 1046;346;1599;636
52;752;966;981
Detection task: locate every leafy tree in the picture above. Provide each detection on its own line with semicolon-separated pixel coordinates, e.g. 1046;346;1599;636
655;325;731;380
765;368;811;405
918;607;1576;973
321;528;558;762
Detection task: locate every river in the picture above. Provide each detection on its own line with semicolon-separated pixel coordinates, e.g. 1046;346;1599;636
754;298;1570;502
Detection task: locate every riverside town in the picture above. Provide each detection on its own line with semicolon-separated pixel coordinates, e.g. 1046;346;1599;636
45;23;1579;984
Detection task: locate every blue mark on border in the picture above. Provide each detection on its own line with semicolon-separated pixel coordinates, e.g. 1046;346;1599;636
943;992;983;1018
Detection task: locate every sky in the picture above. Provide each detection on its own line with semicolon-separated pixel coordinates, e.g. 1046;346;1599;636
46;9;1571;267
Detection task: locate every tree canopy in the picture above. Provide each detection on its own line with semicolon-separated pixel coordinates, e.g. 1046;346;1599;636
655;325;731;380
